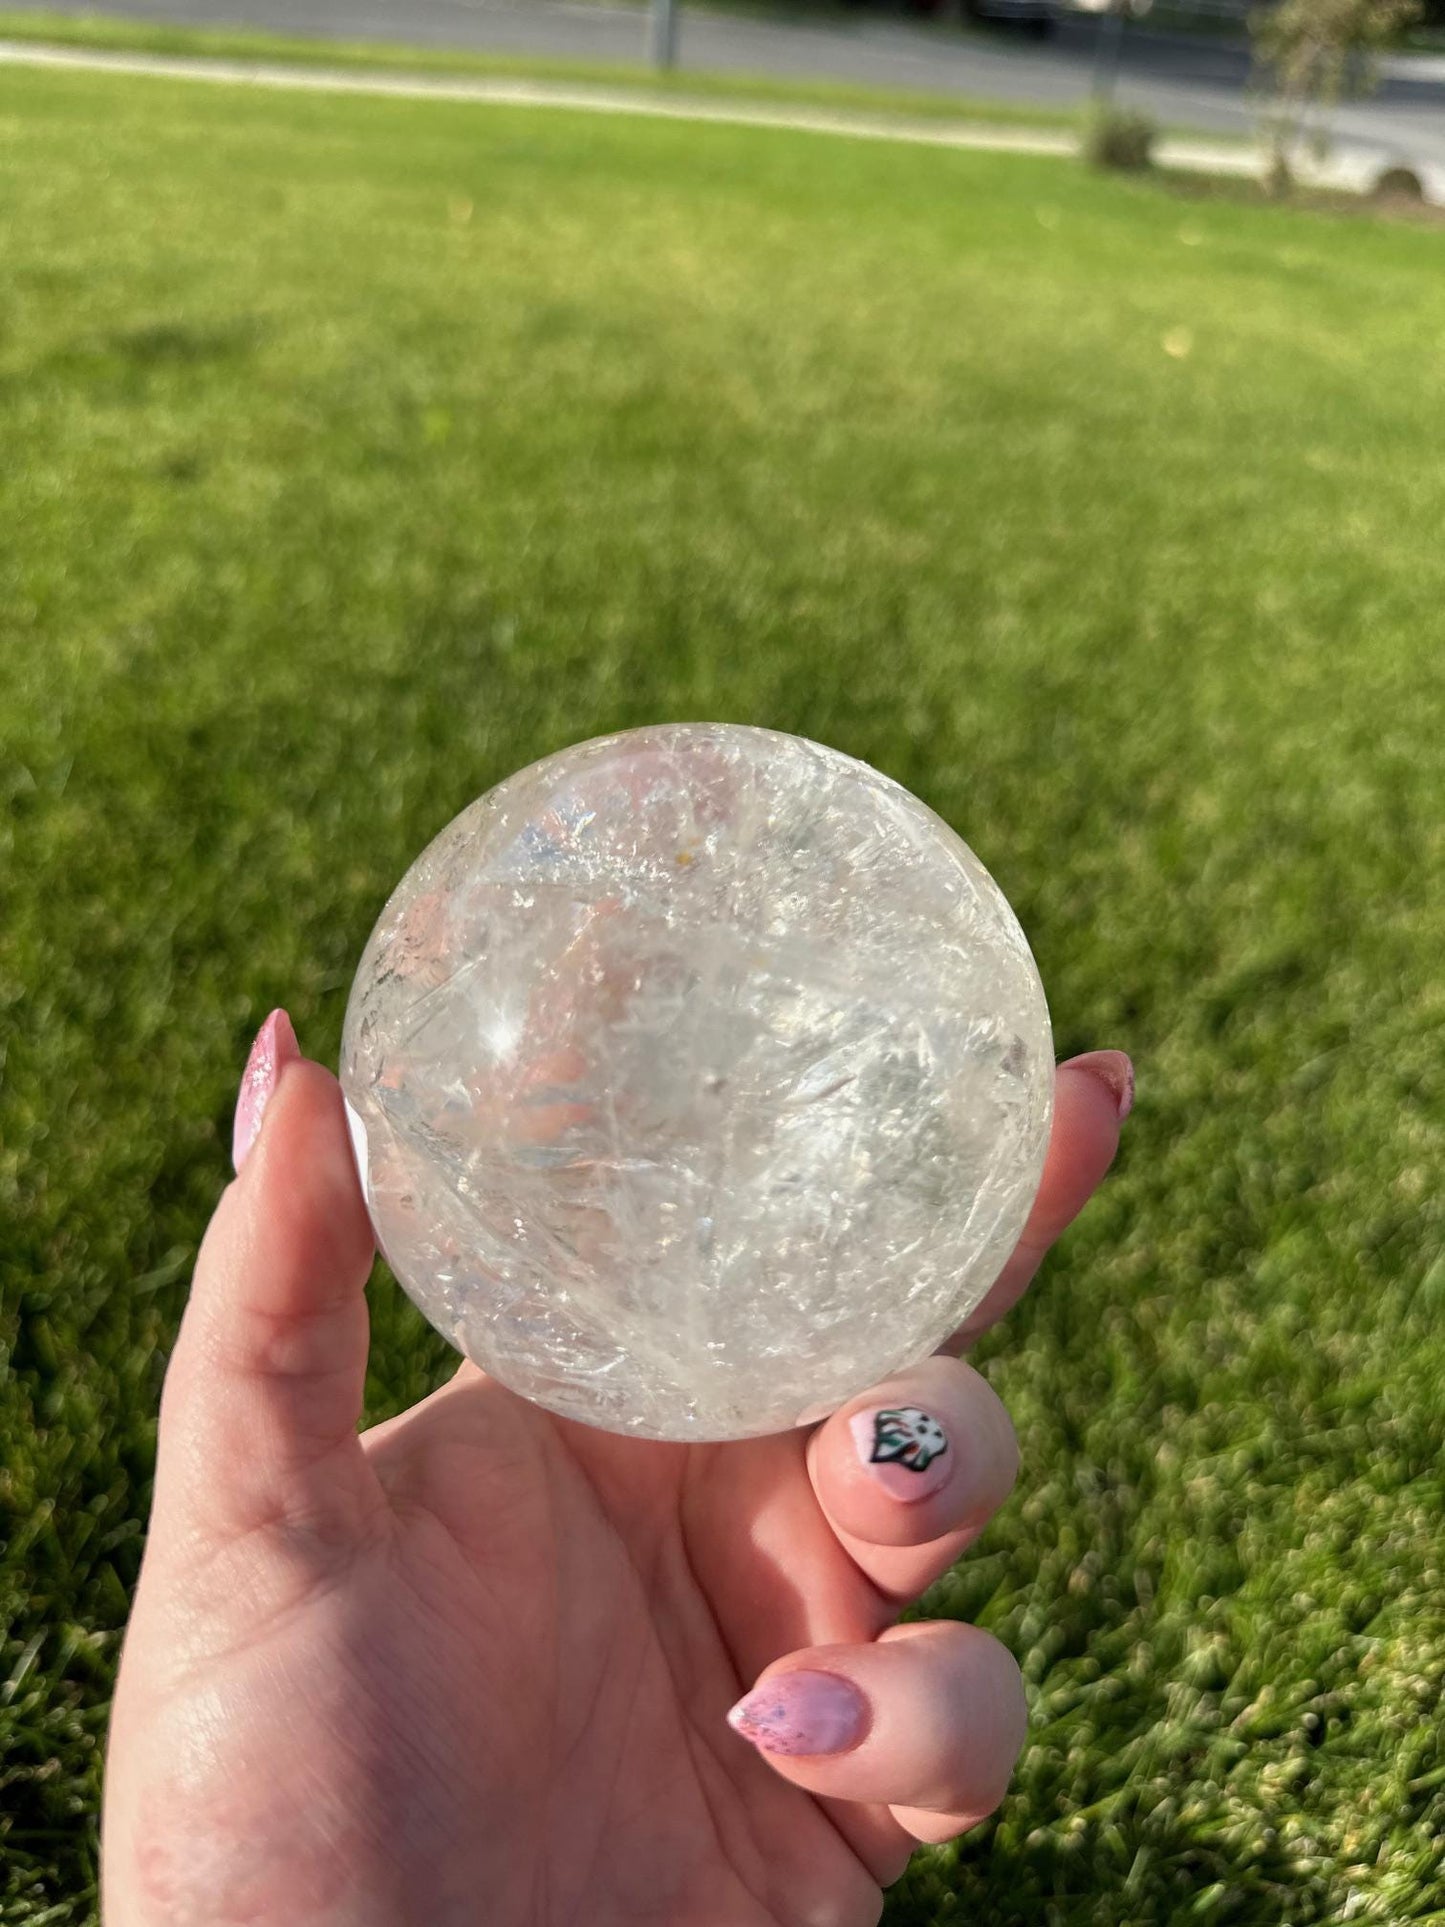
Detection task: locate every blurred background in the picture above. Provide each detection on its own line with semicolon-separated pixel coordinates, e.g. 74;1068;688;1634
1;0;1442;1921
14;0;1445;192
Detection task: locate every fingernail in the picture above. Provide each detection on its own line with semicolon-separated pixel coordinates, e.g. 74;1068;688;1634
727;1670;869;1758
1068;1049;1134;1122
849;1405;953;1501
233;1008;300;1172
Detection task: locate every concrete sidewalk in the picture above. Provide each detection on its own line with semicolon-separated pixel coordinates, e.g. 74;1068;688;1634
2;38;1439;203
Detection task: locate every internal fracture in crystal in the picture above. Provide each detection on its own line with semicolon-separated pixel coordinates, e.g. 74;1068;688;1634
340;724;1054;1440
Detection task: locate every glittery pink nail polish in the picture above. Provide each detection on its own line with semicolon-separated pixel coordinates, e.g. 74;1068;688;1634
1069;1049;1134;1122
848;1405;953;1501
727;1670;868;1758
232;1009;299;1172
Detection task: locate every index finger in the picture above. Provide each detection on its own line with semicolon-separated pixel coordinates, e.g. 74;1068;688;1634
945;1049;1133;1352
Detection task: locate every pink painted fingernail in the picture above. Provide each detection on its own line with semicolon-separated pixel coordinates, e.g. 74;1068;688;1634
1069;1049;1134;1122
727;1670;868;1758
849;1405;953;1501
232;1008;300;1172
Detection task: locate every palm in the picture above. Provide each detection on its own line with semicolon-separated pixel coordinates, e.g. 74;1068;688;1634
125;1369;885;1926
341;1367;887;1924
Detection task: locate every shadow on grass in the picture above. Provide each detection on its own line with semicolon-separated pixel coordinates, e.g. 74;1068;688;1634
1158;167;1445;229
103;318;265;367
23;315;270;399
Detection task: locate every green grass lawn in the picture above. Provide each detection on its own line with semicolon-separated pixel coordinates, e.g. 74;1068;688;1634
2;62;1443;1927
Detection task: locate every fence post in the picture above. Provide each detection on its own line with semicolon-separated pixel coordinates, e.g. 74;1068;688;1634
1092;1;1127;105
650;0;678;70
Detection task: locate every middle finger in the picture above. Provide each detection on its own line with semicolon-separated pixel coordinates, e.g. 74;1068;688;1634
806;1352;1019;1603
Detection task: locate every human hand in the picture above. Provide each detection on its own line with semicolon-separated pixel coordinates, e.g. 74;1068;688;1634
102;1012;1131;1926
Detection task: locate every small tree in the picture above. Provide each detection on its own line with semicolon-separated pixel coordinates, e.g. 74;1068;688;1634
1252;0;1423;190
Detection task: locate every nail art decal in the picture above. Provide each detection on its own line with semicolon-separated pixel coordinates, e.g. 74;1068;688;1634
868;1406;948;1473
849;1405;952;1501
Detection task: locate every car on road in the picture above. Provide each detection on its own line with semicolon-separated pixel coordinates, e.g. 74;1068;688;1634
955;0;1169;29
961;0;1056;33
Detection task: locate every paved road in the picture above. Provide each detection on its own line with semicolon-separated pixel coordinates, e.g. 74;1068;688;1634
27;0;1445;180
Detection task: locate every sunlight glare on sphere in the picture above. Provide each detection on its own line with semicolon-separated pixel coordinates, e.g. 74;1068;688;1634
340;724;1053;1441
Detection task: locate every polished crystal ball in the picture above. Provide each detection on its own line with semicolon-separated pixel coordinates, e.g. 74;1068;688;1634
340;724;1053;1441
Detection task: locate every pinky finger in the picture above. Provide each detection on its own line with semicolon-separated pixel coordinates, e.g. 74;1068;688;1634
726;1619;1026;1829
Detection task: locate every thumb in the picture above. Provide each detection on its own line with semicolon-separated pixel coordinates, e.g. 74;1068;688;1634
152;1011;380;1550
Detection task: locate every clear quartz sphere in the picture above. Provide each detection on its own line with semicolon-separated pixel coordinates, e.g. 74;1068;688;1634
340;724;1053;1441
